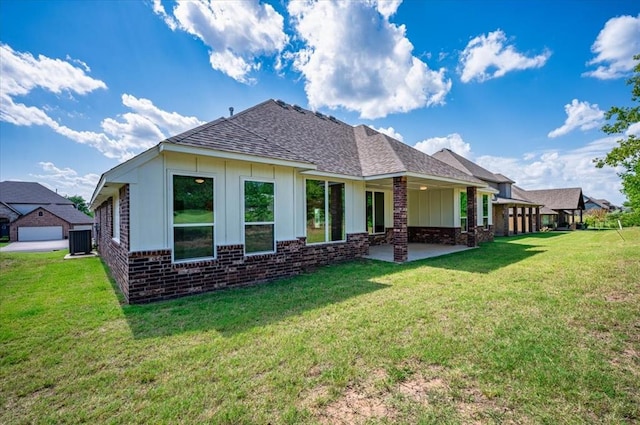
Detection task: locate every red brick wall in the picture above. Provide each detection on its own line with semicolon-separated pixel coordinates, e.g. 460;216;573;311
124;233;369;304
393;176;408;262
9;208;70;241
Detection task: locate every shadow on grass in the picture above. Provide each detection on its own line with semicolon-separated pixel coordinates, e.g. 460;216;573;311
112;232;566;339
119;261;393;339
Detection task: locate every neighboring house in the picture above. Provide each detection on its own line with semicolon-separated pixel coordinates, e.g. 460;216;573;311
583;195;616;212
0;181;93;241
91;99;496;304
521;188;585;229
431;149;542;236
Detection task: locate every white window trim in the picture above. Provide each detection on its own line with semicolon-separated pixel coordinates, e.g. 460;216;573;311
112;192;120;243
366;190;386;235
460;190;468;233
304;178;346;245
169;171;217;264
241;177;276;256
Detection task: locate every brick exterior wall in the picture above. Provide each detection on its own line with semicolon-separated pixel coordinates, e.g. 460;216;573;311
368;228;393;246
409;227;459;245
95;186;130;301
476;225;494;243
125;233;369;303
466;187;477;247
95;184;370;304
9;207;71;241
393;176;408;263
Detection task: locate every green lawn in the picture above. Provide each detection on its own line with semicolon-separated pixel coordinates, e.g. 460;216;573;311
1;229;639;424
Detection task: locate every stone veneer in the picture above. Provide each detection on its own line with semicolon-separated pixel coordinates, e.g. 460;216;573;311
95;184;370;304
368;228;393;246
408;227;461;245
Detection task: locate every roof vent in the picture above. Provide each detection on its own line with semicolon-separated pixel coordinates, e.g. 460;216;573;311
328;115;339;123
275;99;287;108
314;111;325;119
292;104;305;113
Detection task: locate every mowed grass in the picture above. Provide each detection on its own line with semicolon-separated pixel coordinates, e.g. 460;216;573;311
1;230;639;424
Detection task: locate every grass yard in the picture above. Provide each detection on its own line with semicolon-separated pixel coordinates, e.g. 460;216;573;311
1;229;639;424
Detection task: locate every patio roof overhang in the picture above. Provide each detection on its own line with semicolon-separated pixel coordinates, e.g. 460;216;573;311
363;172;487;191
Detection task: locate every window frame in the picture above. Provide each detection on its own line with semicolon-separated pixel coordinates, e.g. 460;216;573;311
112;191;120;242
242;177;276;256
366;190;386;234
304;178;346;244
169;171;216;264
460;190;468;233
482;194;489;229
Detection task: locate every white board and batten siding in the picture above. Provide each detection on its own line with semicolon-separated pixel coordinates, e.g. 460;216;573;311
126;151;367;253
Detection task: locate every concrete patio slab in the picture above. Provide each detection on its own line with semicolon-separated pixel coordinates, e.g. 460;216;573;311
0;239;69;253
364;243;474;263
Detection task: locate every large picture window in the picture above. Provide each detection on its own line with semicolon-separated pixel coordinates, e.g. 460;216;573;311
460;191;468;233
482;194;489;228
366;191;385;234
172;175;214;262
244;180;275;254
306;179;345;243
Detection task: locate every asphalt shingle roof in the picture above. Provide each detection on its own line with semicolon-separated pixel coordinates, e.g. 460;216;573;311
40;204;93;224
0;181;73;205
431;149;509;183
522;187;585;211
167;100;484;185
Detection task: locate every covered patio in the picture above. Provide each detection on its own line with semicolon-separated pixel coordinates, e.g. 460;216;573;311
364;243;474;263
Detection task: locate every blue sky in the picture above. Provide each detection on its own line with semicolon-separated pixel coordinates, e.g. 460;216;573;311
1;1;638;206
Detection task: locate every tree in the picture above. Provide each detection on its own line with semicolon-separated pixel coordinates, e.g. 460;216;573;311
595;54;640;210
66;195;92;216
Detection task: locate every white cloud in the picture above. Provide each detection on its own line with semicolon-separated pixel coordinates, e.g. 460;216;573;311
0;43;106;97
30;162;100;201
153;0;287;84
0;45;204;161
458;30;551;83
583;14;640;80
475;136;625;205
548;99;605;138
372;126;404;142
413;133;472;157
288;0;451;119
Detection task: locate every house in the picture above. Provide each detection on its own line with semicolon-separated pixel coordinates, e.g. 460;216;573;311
431;149;543;236
523;188;585;229
0;181;93;241
583;195;616;212
90;99;496;304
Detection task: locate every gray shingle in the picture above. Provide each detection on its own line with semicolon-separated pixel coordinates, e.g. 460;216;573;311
0;181;73;205
522;188;585;210
431;149;506;183
40;204;93;224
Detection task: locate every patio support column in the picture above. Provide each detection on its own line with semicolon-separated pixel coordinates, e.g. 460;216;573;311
521;206;527;234
502;205;510;236
513;206;519;235
536;207;541;231
528;207;533;233
466;186;477;247
393;176;408;263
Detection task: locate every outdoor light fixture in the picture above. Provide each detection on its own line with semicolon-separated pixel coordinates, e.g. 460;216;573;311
420;186;428;190
194;178;205;184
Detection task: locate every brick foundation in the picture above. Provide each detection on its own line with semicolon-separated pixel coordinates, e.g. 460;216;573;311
408;227;460;245
368;228;393;246
476;225;494;243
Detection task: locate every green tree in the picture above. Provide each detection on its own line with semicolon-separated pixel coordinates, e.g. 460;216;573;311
66;195;93;217
595;53;640;210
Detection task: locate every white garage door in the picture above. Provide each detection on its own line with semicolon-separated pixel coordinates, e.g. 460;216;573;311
18;226;63;241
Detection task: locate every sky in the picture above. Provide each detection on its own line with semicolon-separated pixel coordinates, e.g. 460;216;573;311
1;1;638;207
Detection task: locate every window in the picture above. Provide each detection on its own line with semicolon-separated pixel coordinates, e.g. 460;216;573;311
366;191;385;234
172;174;214;262
113;194;120;241
306;179;345;243
460;191;468;232
38;211;43;217
244;180;275;254
482;194;489;228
